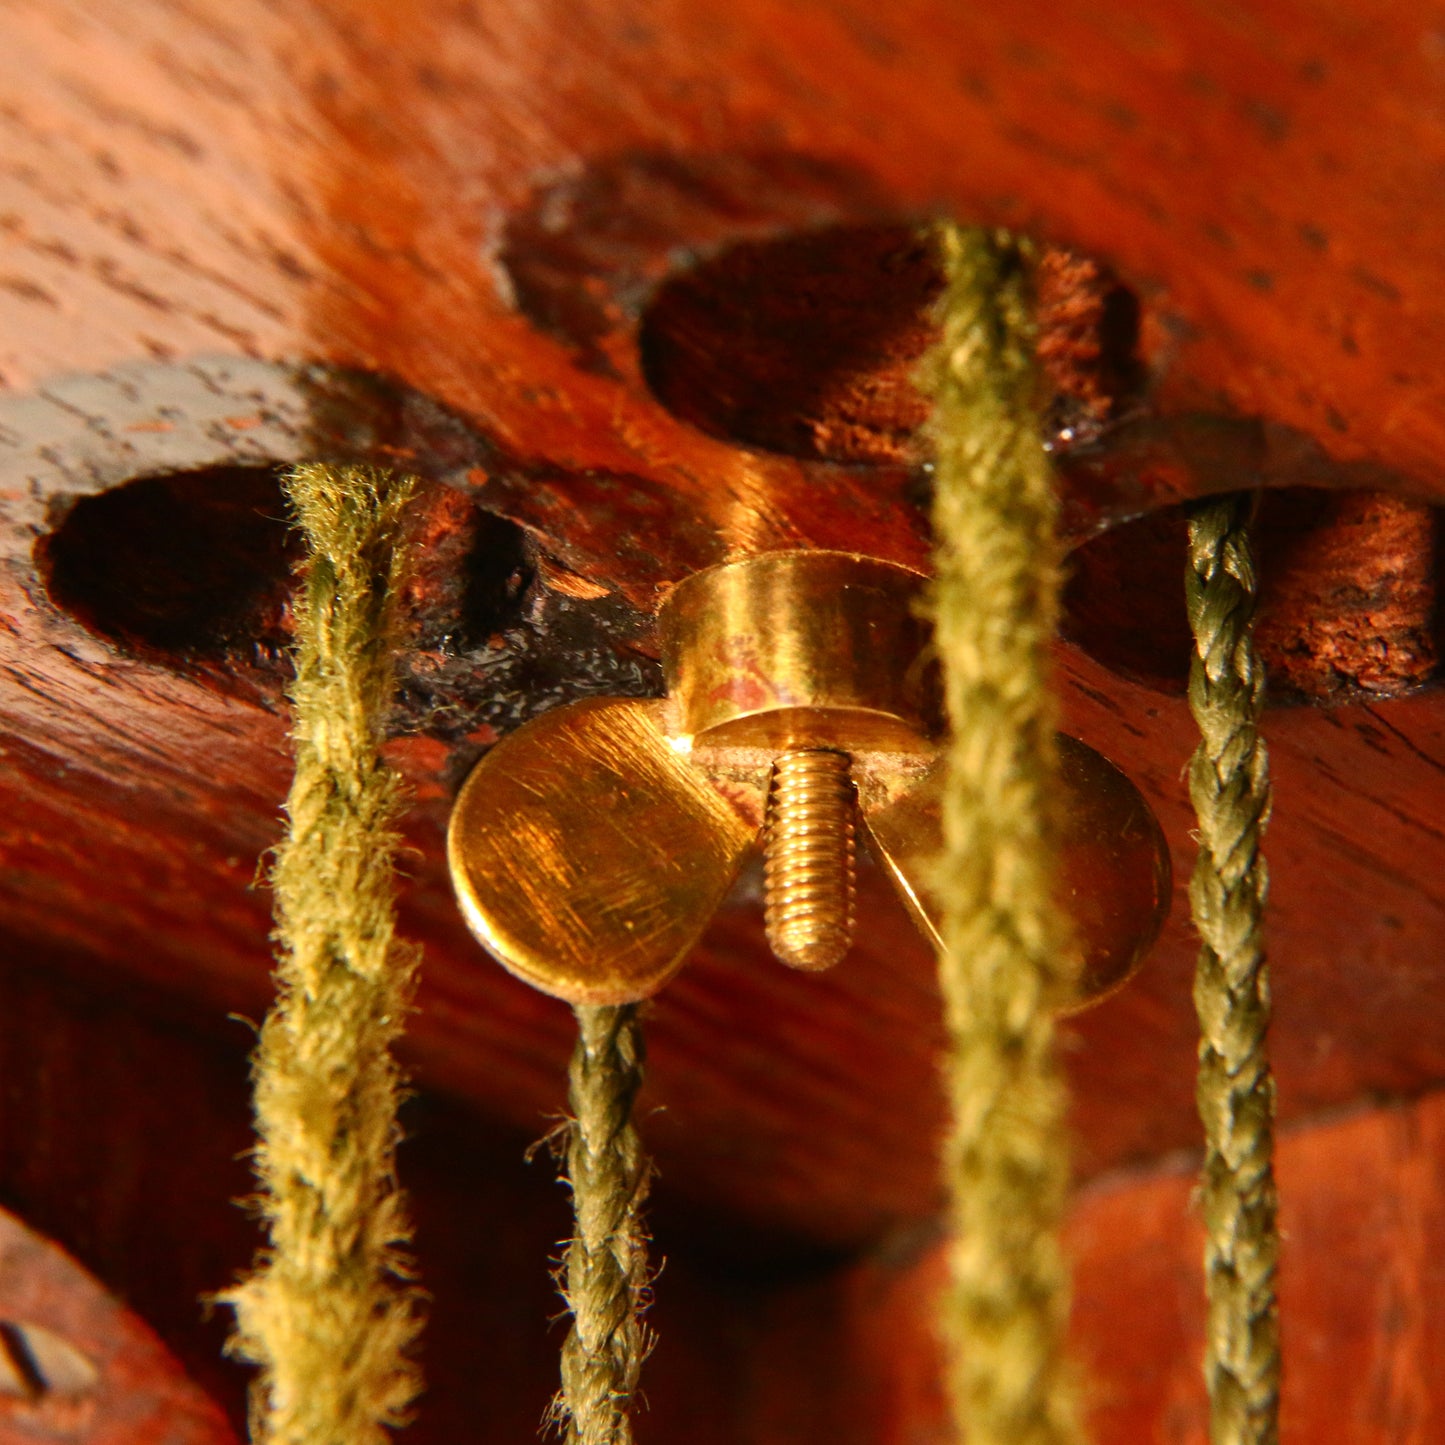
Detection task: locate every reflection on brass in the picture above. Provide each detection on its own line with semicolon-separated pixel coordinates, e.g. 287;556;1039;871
763;748;857;971
660;550;936;751
448;550;1171;1006
448;698;767;1004
858;736;1173;1007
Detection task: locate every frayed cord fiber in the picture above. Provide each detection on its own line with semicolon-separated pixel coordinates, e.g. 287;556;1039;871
1186;493;1280;1445
222;462;425;1445
918;222;1087;1445
547;1002;654;1445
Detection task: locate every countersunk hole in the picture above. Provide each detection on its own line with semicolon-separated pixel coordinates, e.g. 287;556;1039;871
39;464;298;671
638;222;1142;464
0;1321;98;1400
1063;488;1445;703
497;149;895;371
38;466;538;720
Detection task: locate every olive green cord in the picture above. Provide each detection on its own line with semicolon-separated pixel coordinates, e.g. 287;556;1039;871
223;463;424;1445
920;222;1084;1445
547;1003;653;1445
1186;494;1280;1445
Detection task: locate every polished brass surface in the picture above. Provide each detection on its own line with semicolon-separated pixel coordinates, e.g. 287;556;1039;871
448;550;1171;1006
447;698;768;1004
858;735;1173;1005
763;748;858;971
659;550;935;751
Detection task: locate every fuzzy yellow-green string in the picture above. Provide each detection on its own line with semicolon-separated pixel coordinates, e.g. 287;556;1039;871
1185;493;1279;1445
223;462;425;1445
920;222;1085;1445
547;1003;654;1445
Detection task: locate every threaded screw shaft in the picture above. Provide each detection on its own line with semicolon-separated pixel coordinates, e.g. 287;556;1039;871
763;748;857;972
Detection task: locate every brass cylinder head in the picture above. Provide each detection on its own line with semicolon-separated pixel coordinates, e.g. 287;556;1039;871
658;550;936;751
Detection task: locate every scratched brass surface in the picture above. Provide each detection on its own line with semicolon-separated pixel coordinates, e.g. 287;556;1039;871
659;550;936;751
451;553;1168;1005
447;698;768;1004
858;735;1172;1005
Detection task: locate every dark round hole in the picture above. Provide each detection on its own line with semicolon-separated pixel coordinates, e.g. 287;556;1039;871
498;149;896;372
39;465;298;670
1063;488;1445;703
640;224;942;463
37;463;597;735
638;223;1143;464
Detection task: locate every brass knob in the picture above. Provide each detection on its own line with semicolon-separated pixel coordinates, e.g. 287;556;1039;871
447;550;1171;1006
659;551;925;975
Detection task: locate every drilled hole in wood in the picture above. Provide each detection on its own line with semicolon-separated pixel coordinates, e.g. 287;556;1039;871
638;223;1143;463
0;1321;98;1401
37;466;539;725
39;465;299;671
1062;488;1445;703
499;149;893;371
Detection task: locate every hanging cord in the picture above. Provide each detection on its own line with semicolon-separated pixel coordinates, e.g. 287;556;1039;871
547;1003;653;1445
223;462;424;1445
1185;494;1280;1445
920;221;1084;1445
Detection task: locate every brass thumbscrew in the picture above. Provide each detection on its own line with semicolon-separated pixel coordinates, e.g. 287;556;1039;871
656;550;942;979
448;550;1170;1006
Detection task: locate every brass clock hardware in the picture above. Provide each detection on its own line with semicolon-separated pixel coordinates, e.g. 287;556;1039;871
447;549;1171;1006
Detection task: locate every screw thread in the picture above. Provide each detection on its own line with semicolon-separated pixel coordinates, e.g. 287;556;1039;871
763;748;857;972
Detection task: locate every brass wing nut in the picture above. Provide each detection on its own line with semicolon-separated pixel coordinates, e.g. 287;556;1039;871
447;549;1171;1006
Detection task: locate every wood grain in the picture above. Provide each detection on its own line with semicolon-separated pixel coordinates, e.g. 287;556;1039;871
2;0;1444;1251
0;1200;235;1445
4;2;1444;1438
767;1087;1445;1444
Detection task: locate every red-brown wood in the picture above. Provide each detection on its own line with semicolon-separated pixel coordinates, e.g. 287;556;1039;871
0;946;759;1445
1;0;1444;1437
0;1197;236;1445
770;1088;1445;1444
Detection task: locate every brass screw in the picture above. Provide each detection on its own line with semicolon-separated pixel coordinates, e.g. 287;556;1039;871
763;748;857;971
450;551;1171;1005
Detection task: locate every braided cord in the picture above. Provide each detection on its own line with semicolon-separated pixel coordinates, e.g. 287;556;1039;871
549;1003;653;1445
223;463;423;1445
921;222;1084;1445
1186;494;1280;1445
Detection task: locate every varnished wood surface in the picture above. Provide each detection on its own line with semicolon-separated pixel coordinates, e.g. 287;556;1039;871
0;948;857;1445
783;1087;1445;1444
0;0;1441;1436
8;926;1445;1443
4;0;1445;489
1;0;1444;1253
5;575;1442;1245
0;1193;235;1444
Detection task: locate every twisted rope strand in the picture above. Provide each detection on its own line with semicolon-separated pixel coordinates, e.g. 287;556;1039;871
1186;494;1280;1445
920;222;1085;1445
223;463;424;1445
548;1003;653;1445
